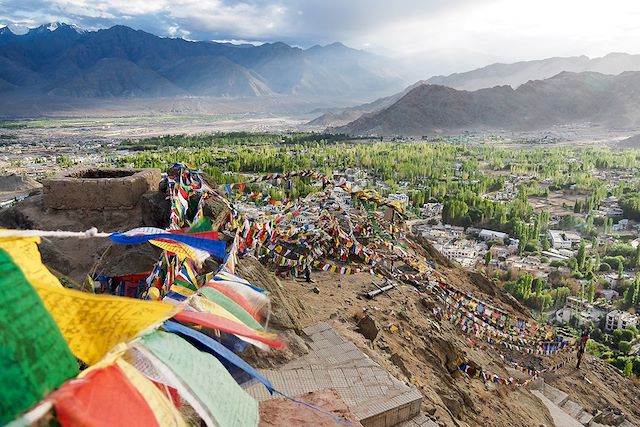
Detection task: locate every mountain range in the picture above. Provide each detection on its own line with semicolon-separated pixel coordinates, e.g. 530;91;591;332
332;71;640;136
312;52;640;128
0;23;404;99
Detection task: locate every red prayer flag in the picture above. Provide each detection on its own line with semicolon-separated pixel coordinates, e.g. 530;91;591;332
52;364;159;427
173;310;286;350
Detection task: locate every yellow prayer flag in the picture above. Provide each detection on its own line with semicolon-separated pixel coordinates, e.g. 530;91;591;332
0;236;62;288
0;235;178;365
116;359;186;427
35;284;178;365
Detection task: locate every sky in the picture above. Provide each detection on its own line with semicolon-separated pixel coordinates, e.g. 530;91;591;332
2;0;640;76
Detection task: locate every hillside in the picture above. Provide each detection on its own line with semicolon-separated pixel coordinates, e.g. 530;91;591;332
0;23;404;100
2;165;639;427
333;71;640;136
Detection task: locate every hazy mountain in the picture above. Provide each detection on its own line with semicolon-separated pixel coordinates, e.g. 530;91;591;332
333;71;640;136
0;23;404;99
311;52;640;127
426;53;640;91
307;80;427;126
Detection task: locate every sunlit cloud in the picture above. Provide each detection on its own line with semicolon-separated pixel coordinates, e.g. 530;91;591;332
1;0;640;76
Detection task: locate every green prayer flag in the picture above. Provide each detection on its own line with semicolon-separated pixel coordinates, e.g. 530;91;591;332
141;331;259;427
188;217;213;233
0;249;78;425
198;287;264;331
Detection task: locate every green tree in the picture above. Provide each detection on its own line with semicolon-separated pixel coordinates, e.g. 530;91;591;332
618;261;624;281
624;358;633;377
620;328;635;343
533;277;544;298
484;250;492;266
577;242;586;271
619;340;632;355
587;279;596;303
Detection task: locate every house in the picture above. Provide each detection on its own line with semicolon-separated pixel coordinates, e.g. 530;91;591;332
563;231;582;245
605;310;639;332
540;250;569;261
421;202;443;219
388;193;410;207
478;229;509;242
548;229;580;249
556;297;610;326
601;289;619;302
613;219;629;232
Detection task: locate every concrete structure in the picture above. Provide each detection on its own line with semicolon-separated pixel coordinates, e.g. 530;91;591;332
388;193;410;208
601;289;619;302
555;297;610;326
540;250;569;261
613;219;630;232
420;203;443;219
43;168;161;210
478;229;508;241
247;323;423;427
548;229;580;249
531;381;595;427
605;310;639;332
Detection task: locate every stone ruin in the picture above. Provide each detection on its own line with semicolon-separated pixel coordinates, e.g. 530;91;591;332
42;168;161;210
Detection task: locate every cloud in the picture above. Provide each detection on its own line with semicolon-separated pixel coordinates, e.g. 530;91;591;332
1;0;640;76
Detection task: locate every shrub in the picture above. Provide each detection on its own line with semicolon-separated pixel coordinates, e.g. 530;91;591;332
619;340;632;355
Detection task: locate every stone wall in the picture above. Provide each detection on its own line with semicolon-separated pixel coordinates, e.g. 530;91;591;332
43;168;161;210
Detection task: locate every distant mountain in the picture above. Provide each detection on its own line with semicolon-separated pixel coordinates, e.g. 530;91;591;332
333;71;640;136
425;53;640;91
311;52;640;127
0;23;404;99
307;80;427;126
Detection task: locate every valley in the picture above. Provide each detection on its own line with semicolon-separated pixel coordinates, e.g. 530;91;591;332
3;10;640;427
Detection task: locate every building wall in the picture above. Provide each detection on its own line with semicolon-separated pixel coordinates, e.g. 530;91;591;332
43;168;161;210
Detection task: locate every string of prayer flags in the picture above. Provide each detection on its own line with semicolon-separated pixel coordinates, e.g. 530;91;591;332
163;321;274;393
0;235;65;289
205;279;270;317
174;310;286;350
201;283;264;323
136;331;260;427
110;227;227;261
0;248;78;425
187;294;270;350
198;287;264;330
220;232;240;274
214;271;267;294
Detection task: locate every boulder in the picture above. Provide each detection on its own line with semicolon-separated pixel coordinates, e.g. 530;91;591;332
140;191;170;228
357;315;380;341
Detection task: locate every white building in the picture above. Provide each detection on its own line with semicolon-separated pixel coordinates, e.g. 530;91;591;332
613;219;629;232
548;229;580;249
601;289;619;302
556;297;610;326
434;244;477;260
478;229;509;242
421;202;443;219
388;193;410;208
605;310;639;332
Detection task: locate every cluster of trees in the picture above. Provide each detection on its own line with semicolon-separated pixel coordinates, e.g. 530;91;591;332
573;186;606;214
114;133;640;247
504;272;553;311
